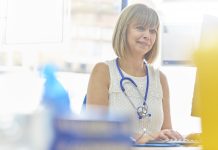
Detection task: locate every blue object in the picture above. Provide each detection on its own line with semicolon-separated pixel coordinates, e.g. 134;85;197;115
132;143;181;147
41;64;71;116
115;58;150;119
51;112;132;150
121;0;128;10
81;95;87;112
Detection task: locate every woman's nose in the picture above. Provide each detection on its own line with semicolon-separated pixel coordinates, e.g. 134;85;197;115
143;29;151;39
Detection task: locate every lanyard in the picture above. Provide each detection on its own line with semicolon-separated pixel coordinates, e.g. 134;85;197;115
116;58;150;119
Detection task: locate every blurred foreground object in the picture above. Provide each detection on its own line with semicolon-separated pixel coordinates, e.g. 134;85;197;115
0;108;54;150
51;107;132;150
186;133;201;141
41;64;71;116
193;47;218;150
191;71;201;117
193;14;218;150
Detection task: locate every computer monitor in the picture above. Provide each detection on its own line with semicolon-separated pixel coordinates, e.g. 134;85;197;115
191;15;218;147
198;14;218;50
191;14;218;117
191;70;201;117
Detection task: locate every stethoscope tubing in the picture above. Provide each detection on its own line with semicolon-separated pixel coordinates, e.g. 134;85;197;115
116;58;150;119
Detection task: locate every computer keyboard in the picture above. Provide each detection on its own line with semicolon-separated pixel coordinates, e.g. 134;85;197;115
148;139;200;145
132;139;200;147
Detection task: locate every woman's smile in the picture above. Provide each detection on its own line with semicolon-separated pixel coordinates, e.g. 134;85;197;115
136;40;151;49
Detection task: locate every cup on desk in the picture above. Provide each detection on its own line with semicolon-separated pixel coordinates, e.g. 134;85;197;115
193;47;218;150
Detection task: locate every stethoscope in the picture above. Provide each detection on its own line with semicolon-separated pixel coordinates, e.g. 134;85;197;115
116;58;151;119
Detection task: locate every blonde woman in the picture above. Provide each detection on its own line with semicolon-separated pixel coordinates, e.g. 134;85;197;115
86;3;183;143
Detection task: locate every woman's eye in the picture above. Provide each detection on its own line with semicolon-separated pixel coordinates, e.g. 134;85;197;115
149;29;157;34
136;26;145;31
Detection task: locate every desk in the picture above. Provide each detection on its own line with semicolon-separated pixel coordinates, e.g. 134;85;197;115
132;147;201;150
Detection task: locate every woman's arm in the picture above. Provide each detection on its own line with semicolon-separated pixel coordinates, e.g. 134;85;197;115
158;70;183;140
159;70;172;129
86;62;110;109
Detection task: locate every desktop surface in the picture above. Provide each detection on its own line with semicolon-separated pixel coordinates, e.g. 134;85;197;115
0;145;202;150
132;147;201;150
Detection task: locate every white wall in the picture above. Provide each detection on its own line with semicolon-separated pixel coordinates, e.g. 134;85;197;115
161;66;201;135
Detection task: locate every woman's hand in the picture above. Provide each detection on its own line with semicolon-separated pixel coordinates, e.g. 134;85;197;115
133;129;183;144
152;129;183;141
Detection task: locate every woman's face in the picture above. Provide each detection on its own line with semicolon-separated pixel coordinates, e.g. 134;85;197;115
126;21;157;57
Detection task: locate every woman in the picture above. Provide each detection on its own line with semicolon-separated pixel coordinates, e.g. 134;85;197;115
86;3;183;143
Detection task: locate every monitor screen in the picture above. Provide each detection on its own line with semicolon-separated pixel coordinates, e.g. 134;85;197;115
198;14;218;50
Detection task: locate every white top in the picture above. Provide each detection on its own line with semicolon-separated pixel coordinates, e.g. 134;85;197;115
106;59;163;134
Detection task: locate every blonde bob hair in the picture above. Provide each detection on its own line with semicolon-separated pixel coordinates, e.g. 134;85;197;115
112;3;159;63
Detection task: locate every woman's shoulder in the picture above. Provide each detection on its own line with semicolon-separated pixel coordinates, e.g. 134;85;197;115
92;62;109;75
88;62;110;87
90;59;116;84
149;65;167;85
105;58;116;66
147;64;167;84
147;64;161;76
91;60;116;78
93;59;116;68
159;70;167;83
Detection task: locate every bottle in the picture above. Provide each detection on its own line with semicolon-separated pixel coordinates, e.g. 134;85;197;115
40;64;71;117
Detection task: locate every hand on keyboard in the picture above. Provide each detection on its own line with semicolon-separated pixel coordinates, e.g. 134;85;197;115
152;129;183;141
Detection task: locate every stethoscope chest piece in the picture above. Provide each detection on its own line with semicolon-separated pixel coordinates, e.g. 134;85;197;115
137;105;148;119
